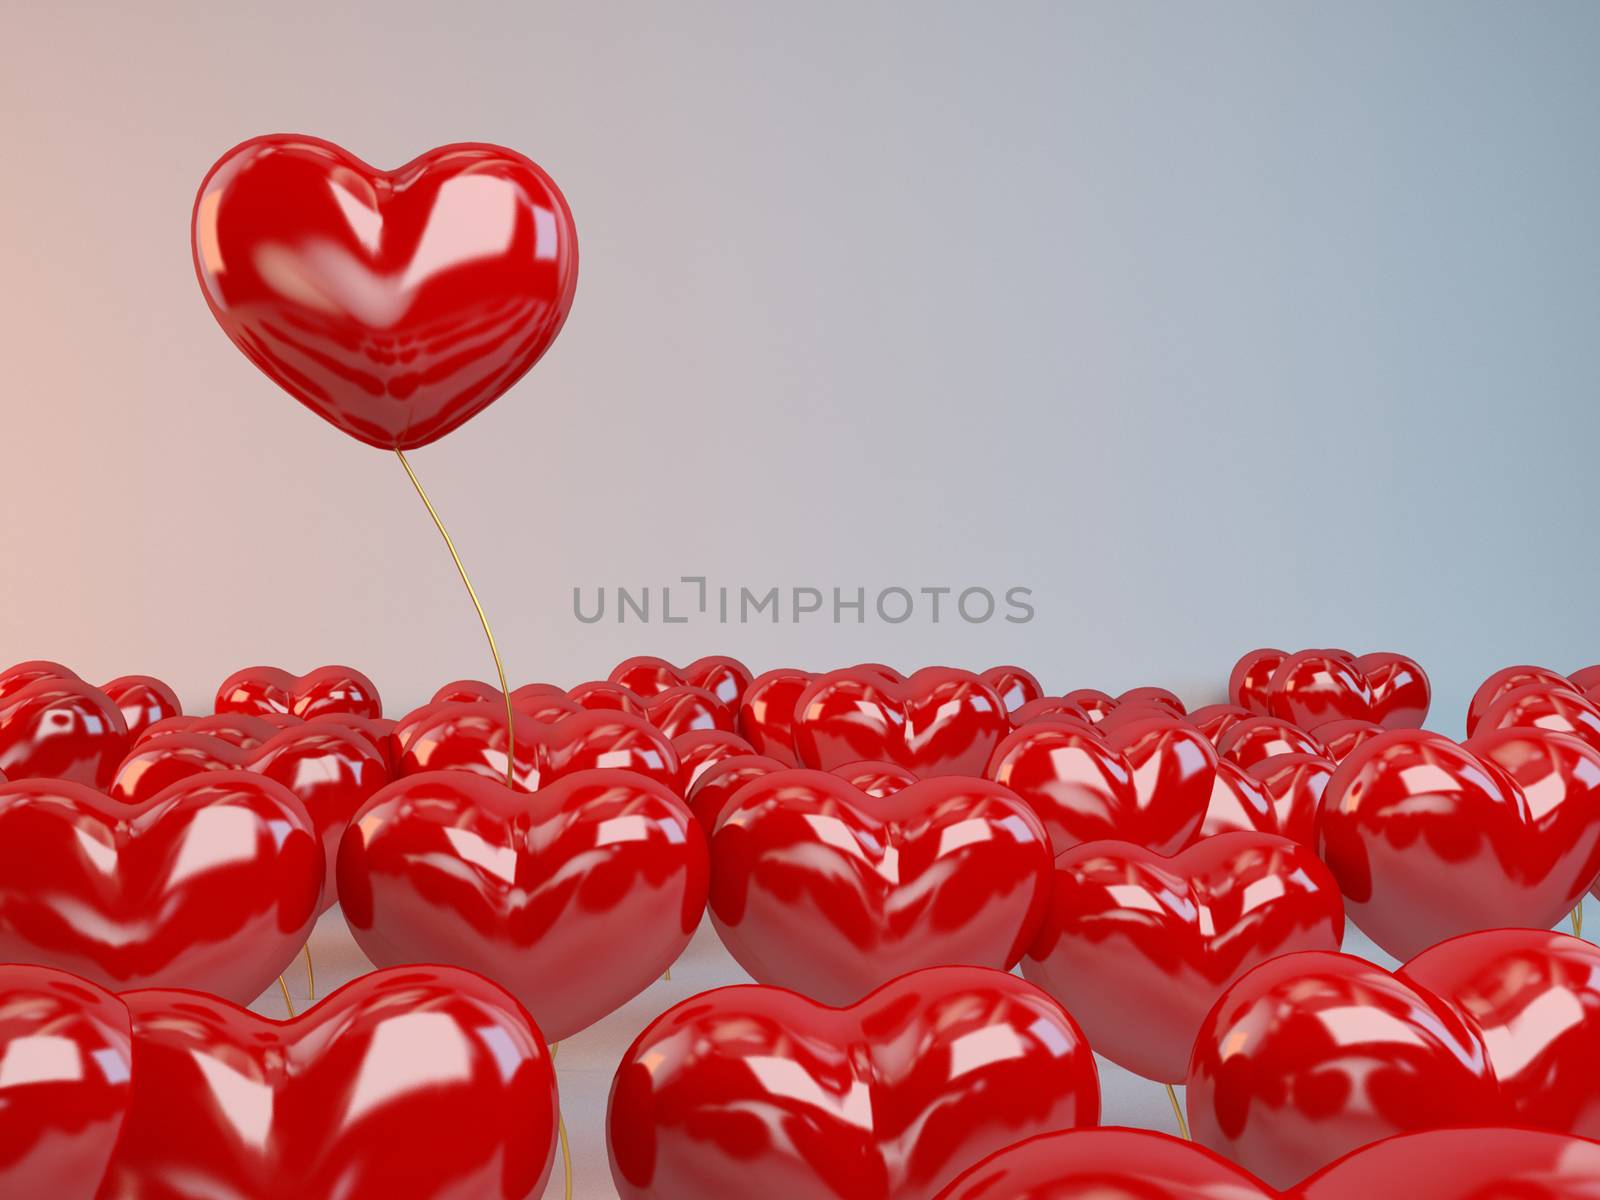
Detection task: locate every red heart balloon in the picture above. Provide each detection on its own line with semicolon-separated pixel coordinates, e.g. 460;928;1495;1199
0;965;132;1199
1188;703;1256;743
193;135;578;450
1198;758;1280;839
1466;664;1576;736
1246;752;1333;845
397;702;681;795
1217;717;1329;769
215;665;382;720
0;676;129;789
100;965;557;1198
1352;652;1430;729
672;729;758;791
1023;832;1344;1082
1476;682;1600;754
1319;728;1600;959
1230;648;1289;715
793;667;1009;777
1011;696;1095;726
110;720;389;907
1295;1127;1600;1199
977;665;1045;713
0;773;321;1002
687;754;918;833
1313;718;1386;762
338;769;706;1043
609;656;754;709
99;676;182;740
707;770;1052;1005
1572;664;1600;692
1268;651;1376;730
606;966;1100;1200
1187;950;1501;1188
931;1128;1274;1200
1401;928;1600;1138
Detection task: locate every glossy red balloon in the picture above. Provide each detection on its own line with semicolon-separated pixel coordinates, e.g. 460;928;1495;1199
1268;651;1375;730
1352;652;1431;730
215;665;382;720
1059;689;1119;724
339;769;706;1043
735;667;815;765
0;676;129;789
1466;664;1576;737
1187;951;1500;1188
99;676;182;741
1572;664;1600;693
0;965;132;1199
1188;703;1256;744
110;721;389;907
686;751;793;833
1199;758;1279;839
398;702;681;795
930;1128;1274;1200
135;711;296;750
1401;928;1600;1138
194;135;578;450
1475;682;1600;754
1217;717;1328;769
1320;728;1600;959
708;771;1052;1005
0;774;321;1002
1229;648;1288;715
1246;752;1333;845
609;655;754;709
672;729;758;790
1313;718;1386;762
1010;696;1093;726
1295;1127;1600;1199
793;667;1009;778
101;966;557;1198
607;966;1100;1200
977;665;1044;712
986;718;1211;854
1023;832;1343;1082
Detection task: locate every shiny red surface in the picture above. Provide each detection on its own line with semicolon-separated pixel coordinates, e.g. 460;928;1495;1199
977;665;1044;712
1199;758;1279;839
398;703;681;795
1246;752;1333;845
0;965;132;1199
0;676;129;789
1268;651;1375;730
1188;703;1256;743
1466;664;1576;736
1010;696;1093;726
338;769;706;1042
193;135;578;450
608;655;754;709
1475;681;1600;753
1217;717;1328;768
1229;648;1287;715
101;966;557;1198
794;667;1009;778
606;966;1100;1200
215;665;382;720
671;729;757;790
1024;832;1343;1082
930;1128;1273;1200
1352;652;1430;729
110;721;389;907
1401;929;1600;1138
0;774;320;1002
686;752;792;832
99;676;182;741
708;771;1052;1005
1294;1127;1600;1199
1231;649;1431;730
1187;951;1500;1188
1320;728;1600;959
1313;718;1385;762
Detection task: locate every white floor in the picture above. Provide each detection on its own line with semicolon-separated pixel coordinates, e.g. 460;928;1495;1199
248;897;1591;1198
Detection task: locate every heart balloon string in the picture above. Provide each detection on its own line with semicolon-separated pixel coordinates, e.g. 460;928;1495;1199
551;1041;572;1200
394;447;517;790
1166;1083;1190;1140
302;943;316;1005
276;974;295;1018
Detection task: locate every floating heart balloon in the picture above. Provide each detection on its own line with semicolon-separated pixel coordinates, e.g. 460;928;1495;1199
397;702;681;795
671;729;758;790
1294;1127;1600;1199
0;965;132;1200
1188;703;1256;743
1187;950;1500;1187
687;755;918;833
99;676;182;740
101;966;558;1199
1198;758;1280;839
977;665;1044;712
0;773;321;1002
0;676;128;788
1466;664;1577;736
708;770;1052;1004
1245;752;1332;845
930;1128;1274;1200
1400;928;1600;1138
1229;649;1430;730
215;665;382;720
338;769;705;1042
1313;718;1386;762
606;966;1099;1200
1217;717;1328;768
1023;832;1344;1082
110;721;389;906
1319;728;1600;959
193;135;578;450
733;665;924;767
1230;649;1288;715
1475;682;1600;754
609;656;754;709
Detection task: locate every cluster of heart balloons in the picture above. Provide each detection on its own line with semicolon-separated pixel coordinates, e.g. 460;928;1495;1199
8;649;1600;1196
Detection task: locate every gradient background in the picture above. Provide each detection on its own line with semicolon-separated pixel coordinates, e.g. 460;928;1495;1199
4;2;1599;1194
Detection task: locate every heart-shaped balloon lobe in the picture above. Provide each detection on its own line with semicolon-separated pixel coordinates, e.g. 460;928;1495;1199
609;656;754;709
0;965;133;1200
1295;1127;1600;1200
1229;649;1288;715
215;665;382;720
0;677;129;789
0;774;321;1002
1318;728;1600;960
606;966;1099;1200
930;1128;1275;1200
1023;832;1344;1083
1187;950;1500;1188
1466;664;1576;736
99;966;558;1199
100;676;182;741
338;769;706;1043
193;135;578;450
708;771;1052;1005
1400;928;1600;1138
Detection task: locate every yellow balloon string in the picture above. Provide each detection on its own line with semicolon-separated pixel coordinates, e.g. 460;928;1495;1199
277;975;296;1018
1573;905;1584;938
302;943;316;1004
1165;1083;1189;1140
395;447;516;789
551;1042;572;1200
